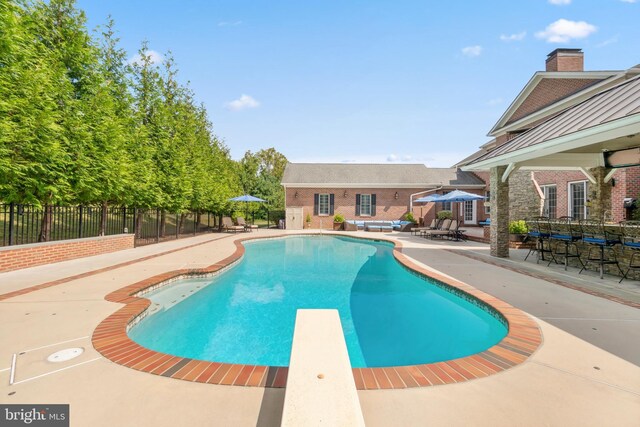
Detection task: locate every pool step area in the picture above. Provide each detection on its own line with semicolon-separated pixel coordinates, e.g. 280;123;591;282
281;309;365;427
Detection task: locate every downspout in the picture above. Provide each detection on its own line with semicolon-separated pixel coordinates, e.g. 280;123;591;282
409;185;443;212
530;172;545;216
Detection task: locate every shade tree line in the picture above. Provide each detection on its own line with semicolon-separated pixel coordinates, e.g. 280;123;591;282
0;0;287;238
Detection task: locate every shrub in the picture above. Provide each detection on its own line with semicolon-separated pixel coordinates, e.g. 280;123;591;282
305;213;311;223
404;212;416;223
437;210;452;220
333;213;345;223
509;220;528;234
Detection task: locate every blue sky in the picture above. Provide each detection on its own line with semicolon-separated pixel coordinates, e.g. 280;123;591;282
78;0;640;167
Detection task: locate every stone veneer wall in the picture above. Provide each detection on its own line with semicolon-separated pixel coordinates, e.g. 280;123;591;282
507;170;541;221
0;234;135;273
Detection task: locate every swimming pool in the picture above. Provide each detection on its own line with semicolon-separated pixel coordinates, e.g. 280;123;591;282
129;235;507;368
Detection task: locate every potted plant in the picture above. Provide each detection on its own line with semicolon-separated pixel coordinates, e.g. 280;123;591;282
404;212;416;223
333;213;345;231
509;220;528;242
437;210;452;220
305;213;312;229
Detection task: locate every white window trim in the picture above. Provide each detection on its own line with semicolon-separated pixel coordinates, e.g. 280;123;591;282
464;200;477;224
318;193;330;216
567;180;587;219
360;194;372;217
484;191;490;215
540;184;557;218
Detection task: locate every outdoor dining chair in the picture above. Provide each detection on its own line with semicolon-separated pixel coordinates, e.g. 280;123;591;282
579;219;622;279
618;221;640;283
548;217;583;271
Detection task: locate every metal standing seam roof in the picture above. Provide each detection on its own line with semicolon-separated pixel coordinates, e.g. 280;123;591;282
280;163;485;187
471;75;640;164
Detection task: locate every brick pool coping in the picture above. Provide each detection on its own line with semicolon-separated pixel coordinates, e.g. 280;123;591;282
92;233;542;390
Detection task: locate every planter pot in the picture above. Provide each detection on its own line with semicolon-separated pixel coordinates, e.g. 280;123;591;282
333;222;344;231
306;223;311;229
509;233;527;243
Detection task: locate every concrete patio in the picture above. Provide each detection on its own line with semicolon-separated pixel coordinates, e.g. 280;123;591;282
0;230;638;426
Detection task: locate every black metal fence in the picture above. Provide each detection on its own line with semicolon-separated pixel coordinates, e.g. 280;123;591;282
266;210;285;229
0;203;217;248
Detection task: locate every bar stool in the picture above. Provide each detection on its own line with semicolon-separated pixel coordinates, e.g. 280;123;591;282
548;217;583;271
524;217;552;263
619;221;640;283
579;220;622;279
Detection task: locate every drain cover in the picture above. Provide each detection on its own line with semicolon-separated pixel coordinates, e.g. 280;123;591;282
47;347;84;363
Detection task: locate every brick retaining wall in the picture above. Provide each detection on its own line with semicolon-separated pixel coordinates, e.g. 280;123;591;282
0;234;135;273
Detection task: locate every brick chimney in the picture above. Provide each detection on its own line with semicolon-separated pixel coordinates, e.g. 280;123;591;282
545;48;584;72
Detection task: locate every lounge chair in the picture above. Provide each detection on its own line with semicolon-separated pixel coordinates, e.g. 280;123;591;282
222;216;245;233
237;217;258;232
421;219;453;239
412;218;439;236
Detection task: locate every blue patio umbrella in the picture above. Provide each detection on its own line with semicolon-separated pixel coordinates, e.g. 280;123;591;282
414;190;486;222
228;194;266;203
414;194;442;203
436;190;486;222
228;194;266;221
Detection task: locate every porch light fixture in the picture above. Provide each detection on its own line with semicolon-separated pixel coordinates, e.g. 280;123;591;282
395;192;399;199
294;191;298;199
344;191;348;197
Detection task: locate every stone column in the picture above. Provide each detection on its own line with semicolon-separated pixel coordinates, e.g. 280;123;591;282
490;166;510;258
588;166;613;222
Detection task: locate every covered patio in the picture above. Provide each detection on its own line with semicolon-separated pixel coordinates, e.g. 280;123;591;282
462;73;640;259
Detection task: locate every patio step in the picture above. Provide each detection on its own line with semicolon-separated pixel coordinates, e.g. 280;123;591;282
281;309;365;427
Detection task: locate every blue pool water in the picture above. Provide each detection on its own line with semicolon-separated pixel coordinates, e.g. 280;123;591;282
129;236;507;368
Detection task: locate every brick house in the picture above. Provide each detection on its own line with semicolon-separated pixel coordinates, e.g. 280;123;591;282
281;163;486;229
457;49;640;223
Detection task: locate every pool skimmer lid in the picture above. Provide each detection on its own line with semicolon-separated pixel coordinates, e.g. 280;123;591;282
47;347;84;363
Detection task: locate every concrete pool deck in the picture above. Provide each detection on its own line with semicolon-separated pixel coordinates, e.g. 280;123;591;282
0;230;639;426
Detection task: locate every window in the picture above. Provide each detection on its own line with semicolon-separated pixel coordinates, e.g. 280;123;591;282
541;185;557;219
484;191;491;215
568;181;587;220
360;194;372;216
355;194;376;216
464;200;476;222
318;193;330;216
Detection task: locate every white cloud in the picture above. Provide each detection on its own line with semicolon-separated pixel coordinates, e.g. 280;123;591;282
535;19;597;43
401;155;412;162
387;154;398;162
596;35;619;48
548;0;571;5
128;50;163;66
620;0;637;3
218;20;243;27
500;31;526;42
461;45;483;57
225;94;260;111
487;98;504;106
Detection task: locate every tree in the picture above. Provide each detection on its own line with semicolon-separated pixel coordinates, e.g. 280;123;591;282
0;0;249;241
237;148;288;215
0;0;77;240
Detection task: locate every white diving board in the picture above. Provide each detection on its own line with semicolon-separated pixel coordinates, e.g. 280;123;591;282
281;309;366;427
